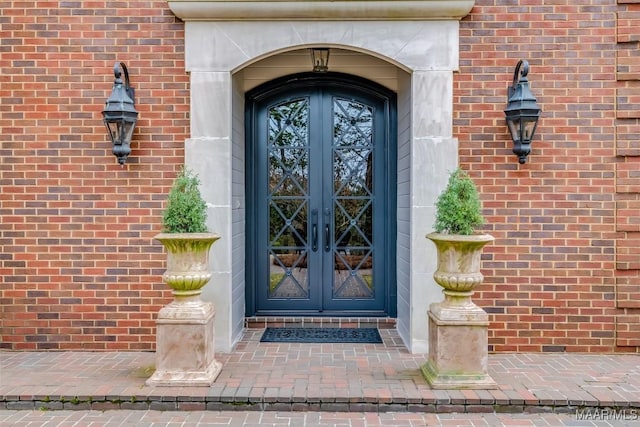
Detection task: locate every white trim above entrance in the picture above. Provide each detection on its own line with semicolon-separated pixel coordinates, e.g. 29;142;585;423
171;3;472;354
168;0;475;21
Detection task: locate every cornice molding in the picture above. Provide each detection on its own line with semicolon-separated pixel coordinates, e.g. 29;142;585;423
168;1;475;21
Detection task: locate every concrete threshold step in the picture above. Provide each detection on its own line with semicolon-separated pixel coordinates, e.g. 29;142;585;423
245;316;396;329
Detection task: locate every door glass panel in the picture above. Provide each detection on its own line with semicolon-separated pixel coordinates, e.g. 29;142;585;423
332;98;374;299
267;99;310;298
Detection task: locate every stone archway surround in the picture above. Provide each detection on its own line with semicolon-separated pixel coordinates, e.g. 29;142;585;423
168;0;474;353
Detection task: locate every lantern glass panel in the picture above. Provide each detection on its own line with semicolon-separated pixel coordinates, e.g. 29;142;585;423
105;120;120;144
104;119;135;146
522;118;537;143
122;121;135;145
507;116;521;143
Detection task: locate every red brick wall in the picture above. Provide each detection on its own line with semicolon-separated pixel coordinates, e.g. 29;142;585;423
456;0;640;353
1;1;638;352
0;1;187;350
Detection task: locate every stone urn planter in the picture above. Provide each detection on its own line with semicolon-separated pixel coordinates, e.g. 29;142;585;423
427;232;494;312
155;233;220;297
421;232;496;389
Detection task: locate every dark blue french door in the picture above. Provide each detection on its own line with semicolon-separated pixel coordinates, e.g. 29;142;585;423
246;74;396;315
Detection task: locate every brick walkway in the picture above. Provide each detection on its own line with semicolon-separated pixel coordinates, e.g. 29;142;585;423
1;409;632;426
1;329;639;422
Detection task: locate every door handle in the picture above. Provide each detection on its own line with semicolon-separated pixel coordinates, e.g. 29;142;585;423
312;224;318;252
323;208;331;252
324;224;330;252
311;209;318;252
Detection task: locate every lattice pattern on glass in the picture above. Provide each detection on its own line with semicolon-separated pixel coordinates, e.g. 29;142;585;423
332;98;374;299
267;99;310;298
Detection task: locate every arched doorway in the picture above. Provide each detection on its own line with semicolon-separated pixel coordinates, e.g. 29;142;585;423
170;3;471;351
245;73;397;316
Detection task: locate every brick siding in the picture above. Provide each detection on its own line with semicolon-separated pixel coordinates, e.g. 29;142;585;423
456;0;639;353
1;0;638;352
0;1;186;350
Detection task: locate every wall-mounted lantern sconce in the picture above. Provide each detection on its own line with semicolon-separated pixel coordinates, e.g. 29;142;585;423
504;59;541;164
310;48;330;73
102;62;138;165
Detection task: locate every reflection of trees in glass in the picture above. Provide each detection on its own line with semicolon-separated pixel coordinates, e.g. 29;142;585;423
268;99;309;253
333;99;373;189
333;98;374;251
335;201;372;248
332;97;376;299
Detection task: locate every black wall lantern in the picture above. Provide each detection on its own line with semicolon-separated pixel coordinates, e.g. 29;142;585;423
102;62;138;165
504;59;541;164
310;48;330;73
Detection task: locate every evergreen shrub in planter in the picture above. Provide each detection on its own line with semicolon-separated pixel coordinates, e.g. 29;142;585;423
155;167;220;296
434;168;484;236
428;168;493;295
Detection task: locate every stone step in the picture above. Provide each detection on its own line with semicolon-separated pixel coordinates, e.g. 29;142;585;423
244;316;396;329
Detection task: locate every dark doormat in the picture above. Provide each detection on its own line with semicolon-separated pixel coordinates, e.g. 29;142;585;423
260;327;383;344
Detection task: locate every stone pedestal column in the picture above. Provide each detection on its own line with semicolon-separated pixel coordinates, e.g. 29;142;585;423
146;296;222;386
421;294;496;389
